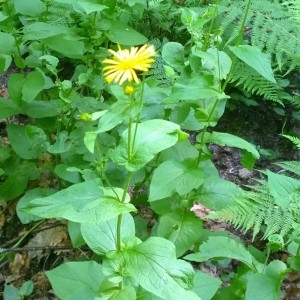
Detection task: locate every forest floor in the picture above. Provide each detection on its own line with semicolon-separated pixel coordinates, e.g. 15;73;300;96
0;69;299;299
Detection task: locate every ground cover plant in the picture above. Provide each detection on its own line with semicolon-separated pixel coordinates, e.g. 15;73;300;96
1;0;300;299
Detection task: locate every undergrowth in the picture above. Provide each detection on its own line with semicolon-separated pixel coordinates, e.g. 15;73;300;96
0;0;300;299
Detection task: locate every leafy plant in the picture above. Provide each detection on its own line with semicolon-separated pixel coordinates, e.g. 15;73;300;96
4;280;34;300
0;0;297;299
208;168;300;240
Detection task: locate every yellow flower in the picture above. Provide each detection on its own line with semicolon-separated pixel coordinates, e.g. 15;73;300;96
102;44;156;85
80;112;92;121
123;85;135;95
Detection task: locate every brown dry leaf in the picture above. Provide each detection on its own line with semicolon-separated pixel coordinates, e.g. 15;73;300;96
286;287;300;300
9;253;30;276
190;202;212;218
32;271;51;294
25;226;69;259
0;88;9;98
3;274;22;285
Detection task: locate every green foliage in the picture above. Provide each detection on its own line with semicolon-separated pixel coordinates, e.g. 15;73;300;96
229;61;287;104
281;134;300;149
4;280;34;300
0;0;298;299
186;236;288;299
219;0;300;69
209;165;300;240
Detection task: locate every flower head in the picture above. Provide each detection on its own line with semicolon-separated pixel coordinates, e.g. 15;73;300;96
80;112;92;121
123;84;135;95
102;44;156;85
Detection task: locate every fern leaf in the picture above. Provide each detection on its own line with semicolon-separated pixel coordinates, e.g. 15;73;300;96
208;169;300;240
219;0;300;70
281;135;300;148
276;160;300;176
229;61;284;104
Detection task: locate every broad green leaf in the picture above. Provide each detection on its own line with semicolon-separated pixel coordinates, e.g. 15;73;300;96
54;164;81;183
43;35;85;59
245;260;287;300
193;270;222;300
267;170;300;209
68;221;86;248
185;236;254;269
0;173;29;202
0;54;12;72
22;71;45;103
109;119;181;171
0;32;15;55
8;73;25;104
14;0;45;16
46;261;104;300
136;287;163;300
7;124;49;159
103;286;136;300
229;45;276;83
192;48;232;80
0;11;8;22
72;0;107;14
19;280;34;296
134;215;148;241
160;139;198;162
164;79;227;104
0;147;11;161
198;177;242;210
3;284;19;300
193;104;219;127
162;42;185;70
39;55;59;76
23;22;68;40
96;100;137;133
84;132;98;154
0;98;21;118
81;213;135;255
21;100;59;118
201;131;259;169
17;188;56;224
22;180;136;223
47;132;72;154
141;84;168;120
157;211;203;257
107;22;148;45
149;159;203;201
120;237;200;299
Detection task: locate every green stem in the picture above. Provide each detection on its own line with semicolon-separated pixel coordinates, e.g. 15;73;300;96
116;81;145;252
116;171;132;251
263;248;270;273
116;214;123;251
220;0;251;94
202;1;219;51
131;80;145;155
195;0;251;165
128;117;133;161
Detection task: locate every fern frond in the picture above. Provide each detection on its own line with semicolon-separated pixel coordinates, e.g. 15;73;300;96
282;0;300;24
229;61;284;104
281;135;300;148
276;161;300;176
208;171;300;240
219;0;300;70
46;2;72;25
147;38;174;86
287;95;300;109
